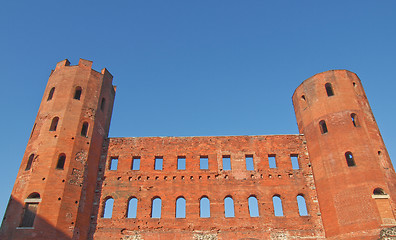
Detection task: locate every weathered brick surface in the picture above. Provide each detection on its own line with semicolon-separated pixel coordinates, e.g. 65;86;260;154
1;61;395;240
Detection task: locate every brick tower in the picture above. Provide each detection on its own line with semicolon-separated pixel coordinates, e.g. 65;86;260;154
292;70;396;239
0;59;115;239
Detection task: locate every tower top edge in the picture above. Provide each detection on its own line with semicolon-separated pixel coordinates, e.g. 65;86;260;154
53;58;113;79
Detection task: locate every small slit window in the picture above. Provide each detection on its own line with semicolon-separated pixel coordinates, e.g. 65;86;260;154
177;156;186;170
351;113;359;127
345;151;356;167
56;153;66;170
101;98;106;111
73;86;82;100
297;195;308;216
30;123;36;139
373;188;386;195
248;196;259;217
81;122;88;137
102;197;114;218
176;197;186;218
273;195;284;216
222;155;231;171
319;120;328;134
151;197;162;218
200;196;210;218
25;154;35;171
20;193;41;227
224;196;235;218
325;83;334;96
127;197;138;218
47;87;55;101
49;117;59;131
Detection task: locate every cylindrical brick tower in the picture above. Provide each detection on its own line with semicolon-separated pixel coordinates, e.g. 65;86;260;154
0;59;116;239
293;70;396;239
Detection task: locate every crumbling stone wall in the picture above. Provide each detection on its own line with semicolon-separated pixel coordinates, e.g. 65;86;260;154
92;135;325;239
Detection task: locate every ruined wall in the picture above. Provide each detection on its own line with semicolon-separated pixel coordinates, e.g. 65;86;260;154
92;135;325;240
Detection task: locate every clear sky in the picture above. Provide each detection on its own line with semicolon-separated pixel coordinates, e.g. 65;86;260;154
1;1;395;221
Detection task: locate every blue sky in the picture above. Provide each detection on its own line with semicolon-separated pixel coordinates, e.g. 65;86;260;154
1;1;395;221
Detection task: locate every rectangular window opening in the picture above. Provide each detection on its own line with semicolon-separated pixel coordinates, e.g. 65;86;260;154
155;157;163;170
177;156;186;170
132;157;140;170
222;155;231;171
200;156;209;170
291;154;299;169
268;155;277;169
109;157;118;171
245;155;254;171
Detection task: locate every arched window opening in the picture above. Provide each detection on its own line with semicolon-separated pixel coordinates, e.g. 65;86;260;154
351;113;359;127
20;193;41;227
101;98;106;111
224;196;235;218
200;196;210;218
319;120;328;134
102;197;114;218
301;95;306;101
297;195;308;216
81;122;88;137
56;154;66;170
73;86;82;100
273;195;284;217
373;188;386;195
25;154;35;171
248;196;259;217
325;83;334;97
176;197;186;218
49;117;59;131
151;197;162;218
47;87;55;101
345;152;356;167
127;197;138;218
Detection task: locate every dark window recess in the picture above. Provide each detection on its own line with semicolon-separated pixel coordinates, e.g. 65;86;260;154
20;193;41;227
50;117;59;131
325;83;334;96
373;188;386;195
20;203;38;227
56;154;66;169
47;87;55;101
351;113;359;127
25;154;35;171
30;123;36;139
73;87;82;100
101;98;106;111
319;120;328;134
345;152;356;167
81;122;89;137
